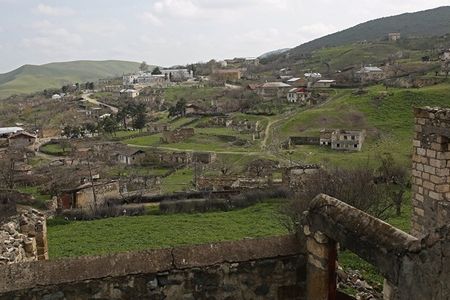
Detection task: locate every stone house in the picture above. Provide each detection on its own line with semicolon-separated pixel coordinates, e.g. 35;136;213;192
388;32;401;41
148;123;170;134
320;129;365;151
232;120;261;134
331;129;365;151
115;149;146;165
356;66;385;82
287;88;309;104
161;128;195;144
208;116;232;128
8;132;37;151
440;49;450;61
58;181;120;209
256;82;291;99
157;151;192;165
319;129;334;146
185;104;205;116
193;152;217;164
120;89;139;98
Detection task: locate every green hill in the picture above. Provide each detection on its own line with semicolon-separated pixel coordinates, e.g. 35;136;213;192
0;60;141;99
266;6;450;64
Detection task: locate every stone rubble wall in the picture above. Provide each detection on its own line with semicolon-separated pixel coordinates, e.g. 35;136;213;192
0;208;47;265
0;235;306;300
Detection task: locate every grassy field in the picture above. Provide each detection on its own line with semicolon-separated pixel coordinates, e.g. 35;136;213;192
47;201;287;258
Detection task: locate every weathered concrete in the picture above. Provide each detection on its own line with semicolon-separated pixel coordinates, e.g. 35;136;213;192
0;235;307;299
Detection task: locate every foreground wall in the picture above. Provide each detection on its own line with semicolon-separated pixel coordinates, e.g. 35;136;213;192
0;235;306;300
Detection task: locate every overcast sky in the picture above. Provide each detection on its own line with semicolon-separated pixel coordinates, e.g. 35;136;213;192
0;0;449;73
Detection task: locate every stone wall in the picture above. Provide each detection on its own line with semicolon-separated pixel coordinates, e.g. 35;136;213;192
412;107;450;237
304;194;450;300
0;235;307;300
0;208;47;265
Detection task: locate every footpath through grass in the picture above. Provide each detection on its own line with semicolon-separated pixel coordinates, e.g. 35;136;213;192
48;202;287;259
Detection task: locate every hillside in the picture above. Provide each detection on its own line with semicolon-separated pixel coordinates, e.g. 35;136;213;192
0;60;141;99
266;6;450;63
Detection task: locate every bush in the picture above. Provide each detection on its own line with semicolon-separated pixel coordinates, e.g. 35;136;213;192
59;204;146;221
159;187;291;214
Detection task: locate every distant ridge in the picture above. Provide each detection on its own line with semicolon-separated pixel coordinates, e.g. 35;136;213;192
270;6;450;62
0;60;142;99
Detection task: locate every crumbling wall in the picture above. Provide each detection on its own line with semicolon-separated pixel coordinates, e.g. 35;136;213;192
0;235;306;300
304;194;450;300
0;208;47;265
412;107;450;237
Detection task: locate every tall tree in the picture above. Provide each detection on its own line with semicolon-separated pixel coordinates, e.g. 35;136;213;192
151;67;162;75
133;111;147;132
140;61;149;72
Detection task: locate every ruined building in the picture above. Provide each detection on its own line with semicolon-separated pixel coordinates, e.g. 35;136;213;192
0;107;449;299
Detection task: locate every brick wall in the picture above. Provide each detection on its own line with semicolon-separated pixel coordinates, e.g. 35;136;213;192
411;107;450;237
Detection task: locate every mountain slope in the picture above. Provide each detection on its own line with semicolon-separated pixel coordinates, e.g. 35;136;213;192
0;60;141;99
276;6;450;62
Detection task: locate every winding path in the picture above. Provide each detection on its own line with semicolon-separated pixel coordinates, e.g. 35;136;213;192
82;93;119;114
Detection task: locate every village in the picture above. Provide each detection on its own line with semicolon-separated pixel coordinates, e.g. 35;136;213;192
1;13;450;299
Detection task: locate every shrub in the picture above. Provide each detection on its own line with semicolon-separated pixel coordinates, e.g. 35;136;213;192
59;204;146;221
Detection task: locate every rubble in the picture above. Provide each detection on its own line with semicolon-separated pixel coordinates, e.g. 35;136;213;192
0;208;47;265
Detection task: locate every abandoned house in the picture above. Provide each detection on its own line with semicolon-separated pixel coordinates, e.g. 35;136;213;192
388;32;401;41
286;77;308;87
156;151;192;166
192;152;217;164
287;88;309;104
313;79;336;88
120;89;139;99
256;82;291;99
58;180;120;209
8;131;37;151
356;66;385;82
148;123;170;134
185;104;205;116
161;128;195;144
115;149;146;165
320;129;366;151
0;127;24;138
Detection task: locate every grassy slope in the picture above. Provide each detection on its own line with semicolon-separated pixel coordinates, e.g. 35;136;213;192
0;60;141;99
280;82;450;167
48;202;286;258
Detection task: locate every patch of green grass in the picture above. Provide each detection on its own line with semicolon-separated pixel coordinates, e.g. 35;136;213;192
40;143;69;156
47;201;286;258
160;168;194;193
17;186;51;209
